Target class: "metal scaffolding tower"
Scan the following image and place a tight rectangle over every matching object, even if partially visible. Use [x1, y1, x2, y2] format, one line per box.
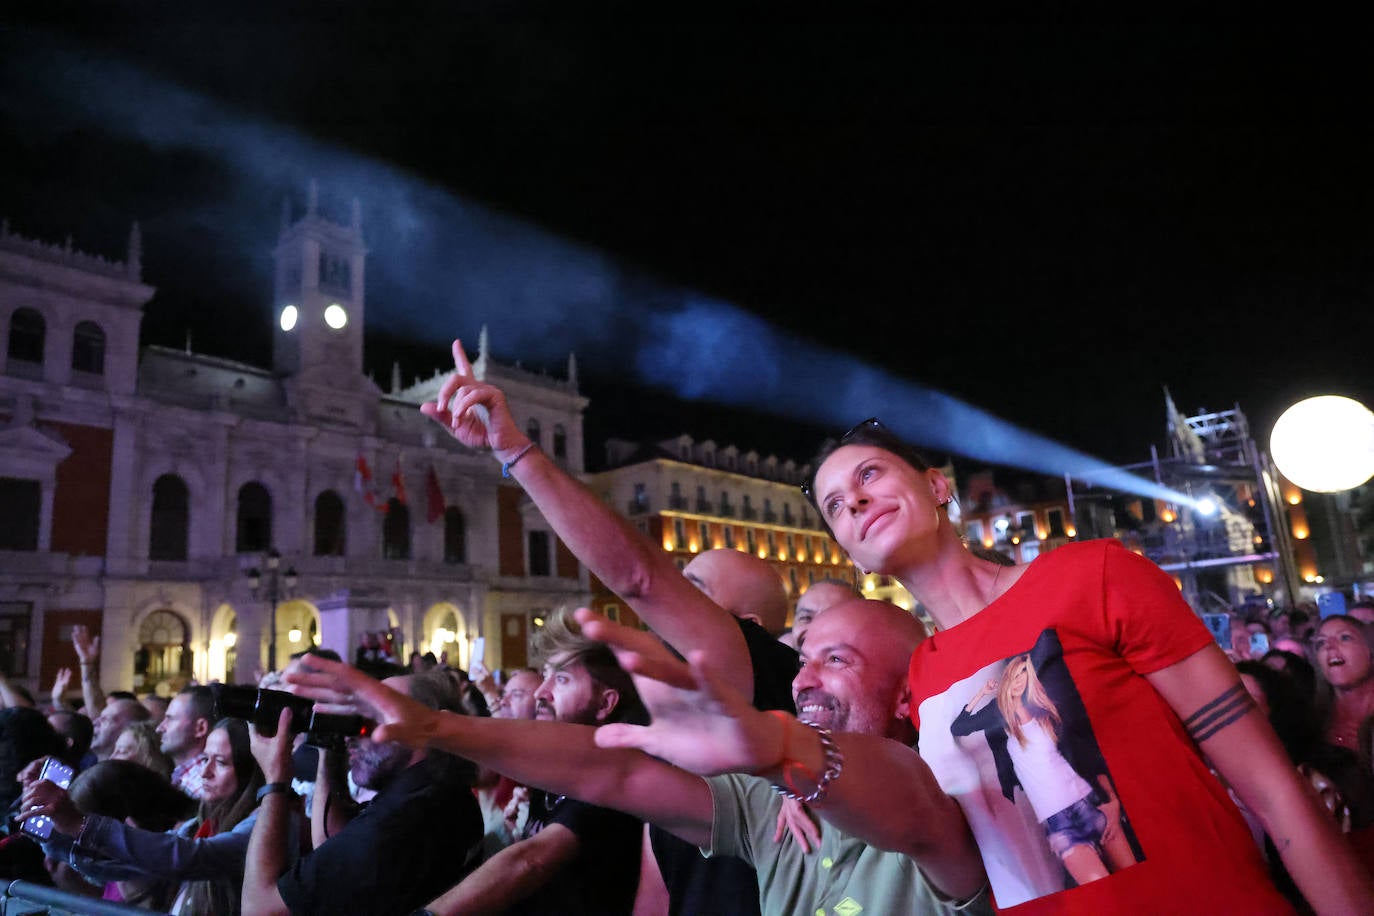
[1065, 390, 1300, 613]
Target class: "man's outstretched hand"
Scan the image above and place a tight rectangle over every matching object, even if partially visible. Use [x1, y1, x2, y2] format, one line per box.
[283, 655, 443, 751]
[575, 609, 785, 778]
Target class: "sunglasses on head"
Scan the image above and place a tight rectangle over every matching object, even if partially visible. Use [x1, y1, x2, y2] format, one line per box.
[799, 417, 888, 501]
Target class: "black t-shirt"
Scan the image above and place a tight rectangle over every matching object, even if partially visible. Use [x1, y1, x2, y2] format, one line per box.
[277, 752, 481, 916]
[650, 617, 798, 915]
[510, 790, 643, 915]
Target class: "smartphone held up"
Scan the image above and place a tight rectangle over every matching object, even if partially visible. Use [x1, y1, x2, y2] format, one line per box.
[20, 757, 75, 840]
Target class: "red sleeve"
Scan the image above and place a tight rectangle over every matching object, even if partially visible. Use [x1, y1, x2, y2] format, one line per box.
[1102, 541, 1213, 675]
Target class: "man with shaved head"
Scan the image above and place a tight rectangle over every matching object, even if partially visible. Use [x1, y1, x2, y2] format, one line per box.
[284, 599, 988, 915]
[89, 696, 149, 761]
[781, 577, 858, 649]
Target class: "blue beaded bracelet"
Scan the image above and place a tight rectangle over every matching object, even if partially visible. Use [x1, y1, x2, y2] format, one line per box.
[501, 443, 537, 478]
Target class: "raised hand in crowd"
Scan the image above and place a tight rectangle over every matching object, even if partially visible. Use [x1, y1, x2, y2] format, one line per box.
[71, 625, 99, 665]
[50, 666, 73, 710]
[71, 624, 105, 715]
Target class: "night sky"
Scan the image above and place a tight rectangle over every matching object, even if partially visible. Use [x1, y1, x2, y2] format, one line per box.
[4, 12, 1373, 473]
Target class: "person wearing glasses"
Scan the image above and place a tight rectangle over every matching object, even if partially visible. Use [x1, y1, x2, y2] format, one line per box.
[591, 417, 1374, 915]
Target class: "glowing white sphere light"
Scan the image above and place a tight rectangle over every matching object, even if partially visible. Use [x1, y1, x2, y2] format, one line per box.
[1270, 395, 1374, 492]
[324, 303, 348, 329]
[279, 304, 298, 331]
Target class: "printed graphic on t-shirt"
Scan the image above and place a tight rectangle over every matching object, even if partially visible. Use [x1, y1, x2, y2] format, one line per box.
[917, 629, 1144, 909]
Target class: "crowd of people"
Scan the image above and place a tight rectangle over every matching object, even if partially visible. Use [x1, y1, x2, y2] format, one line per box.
[1, 337, 1372, 914]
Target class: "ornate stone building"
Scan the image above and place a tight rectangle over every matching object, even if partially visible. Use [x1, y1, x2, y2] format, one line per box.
[0, 189, 588, 699]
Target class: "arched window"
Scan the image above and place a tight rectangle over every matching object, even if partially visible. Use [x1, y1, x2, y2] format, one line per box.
[383, 498, 411, 559]
[7, 308, 45, 364]
[526, 417, 541, 448]
[444, 506, 466, 564]
[71, 321, 105, 374]
[135, 609, 191, 692]
[150, 474, 189, 561]
[553, 424, 567, 460]
[314, 490, 346, 556]
[236, 482, 273, 553]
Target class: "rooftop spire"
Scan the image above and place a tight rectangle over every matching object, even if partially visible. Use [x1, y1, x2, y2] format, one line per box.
[474, 324, 490, 378]
[126, 222, 142, 281]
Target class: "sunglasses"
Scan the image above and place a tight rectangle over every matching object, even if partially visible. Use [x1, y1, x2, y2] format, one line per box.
[799, 417, 887, 502]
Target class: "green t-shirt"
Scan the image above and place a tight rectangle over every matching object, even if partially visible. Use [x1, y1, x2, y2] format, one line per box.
[705, 773, 990, 916]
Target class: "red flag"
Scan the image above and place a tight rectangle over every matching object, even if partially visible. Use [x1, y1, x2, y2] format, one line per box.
[354, 455, 387, 513]
[392, 460, 408, 506]
[426, 465, 445, 524]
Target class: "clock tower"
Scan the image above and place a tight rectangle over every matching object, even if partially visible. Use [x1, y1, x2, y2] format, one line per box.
[272, 182, 376, 426]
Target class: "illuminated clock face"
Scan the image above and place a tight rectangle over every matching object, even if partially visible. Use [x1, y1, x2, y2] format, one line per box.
[324, 304, 348, 329]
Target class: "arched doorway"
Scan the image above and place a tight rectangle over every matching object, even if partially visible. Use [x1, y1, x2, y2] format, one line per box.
[135, 609, 192, 695]
[265, 599, 321, 668]
[209, 604, 237, 684]
[422, 602, 465, 667]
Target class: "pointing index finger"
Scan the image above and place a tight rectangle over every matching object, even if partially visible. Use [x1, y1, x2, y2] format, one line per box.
[452, 339, 473, 377]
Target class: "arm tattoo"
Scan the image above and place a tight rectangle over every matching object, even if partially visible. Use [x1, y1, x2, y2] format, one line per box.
[1182, 683, 1255, 743]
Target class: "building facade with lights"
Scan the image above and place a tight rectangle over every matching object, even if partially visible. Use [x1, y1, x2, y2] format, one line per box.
[582, 436, 868, 628]
[0, 193, 591, 698]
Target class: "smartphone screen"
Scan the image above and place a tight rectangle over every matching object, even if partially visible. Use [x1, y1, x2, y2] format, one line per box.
[1201, 612, 1231, 650]
[21, 758, 75, 841]
[1249, 632, 1270, 656]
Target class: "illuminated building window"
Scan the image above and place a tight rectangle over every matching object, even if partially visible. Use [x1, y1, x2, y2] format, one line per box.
[674, 518, 687, 549]
[746, 528, 757, 554]
[965, 519, 984, 545]
[724, 525, 735, 549]
[698, 521, 710, 548]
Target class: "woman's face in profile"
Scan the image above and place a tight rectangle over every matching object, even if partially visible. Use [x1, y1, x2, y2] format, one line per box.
[199, 728, 239, 805]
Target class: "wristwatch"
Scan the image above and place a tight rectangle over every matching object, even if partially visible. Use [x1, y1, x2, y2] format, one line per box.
[255, 782, 297, 802]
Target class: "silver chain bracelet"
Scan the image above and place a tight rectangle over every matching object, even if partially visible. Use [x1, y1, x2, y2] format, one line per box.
[770, 720, 845, 804]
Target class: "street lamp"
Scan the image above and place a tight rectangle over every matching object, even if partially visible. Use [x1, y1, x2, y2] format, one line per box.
[247, 548, 297, 674]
